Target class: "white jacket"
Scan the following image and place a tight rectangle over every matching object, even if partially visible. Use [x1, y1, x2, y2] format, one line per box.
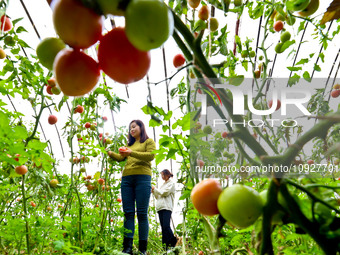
[153, 179, 175, 212]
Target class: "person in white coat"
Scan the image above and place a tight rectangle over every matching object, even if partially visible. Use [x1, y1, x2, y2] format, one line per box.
[152, 169, 178, 250]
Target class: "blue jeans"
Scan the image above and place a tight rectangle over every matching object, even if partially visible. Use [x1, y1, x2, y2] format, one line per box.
[158, 210, 177, 249]
[121, 175, 151, 240]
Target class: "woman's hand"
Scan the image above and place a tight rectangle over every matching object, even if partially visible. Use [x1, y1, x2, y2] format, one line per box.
[119, 147, 132, 157]
[151, 186, 155, 193]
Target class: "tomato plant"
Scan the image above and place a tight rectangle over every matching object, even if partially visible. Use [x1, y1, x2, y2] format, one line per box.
[1, 0, 340, 254]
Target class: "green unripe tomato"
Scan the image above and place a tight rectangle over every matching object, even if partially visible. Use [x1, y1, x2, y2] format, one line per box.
[275, 13, 286, 21]
[286, 16, 296, 25]
[36, 37, 66, 70]
[125, 0, 174, 51]
[280, 31, 291, 42]
[241, 50, 248, 58]
[194, 19, 207, 31]
[4, 36, 15, 46]
[203, 125, 212, 134]
[275, 42, 284, 54]
[298, 0, 319, 17]
[249, 51, 256, 58]
[51, 86, 61, 95]
[217, 184, 263, 228]
[286, 0, 311, 11]
[234, 0, 242, 7]
[259, 55, 264, 60]
[209, 17, 219, 32]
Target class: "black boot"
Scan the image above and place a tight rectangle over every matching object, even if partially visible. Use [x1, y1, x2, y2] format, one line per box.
[122, 237, 133, 255]
[139, 239, 148, 255]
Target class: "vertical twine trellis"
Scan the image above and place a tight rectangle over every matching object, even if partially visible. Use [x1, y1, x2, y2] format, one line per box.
[18, 0, 65, 157]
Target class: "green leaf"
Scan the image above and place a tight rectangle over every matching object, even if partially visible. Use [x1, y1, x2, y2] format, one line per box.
[162, 125, 169, 132]
[298, 21, 306, 33]
[287, 66, 302, 72]
[288, 73, 300, 87]
[12, 18, 24, 26]
[303, 71, 311, 82]
[16, 26, 27, 33]
[319, 52, 325, 62]
[314, 64, 321, 72]
[242, 61, 248, 71]
[166, 148, 178, 160]
[235, 35, 242, 51]
[94, 171, 101, 180]
[149, 118, 161, 127]
[53, 240, 65, 250]
[281, 40, 295, 52]
[155, 153, 166, 165]
[249, 3, 264, 19]
[295, 58, 309, 65]
[179, 189, 191, 200]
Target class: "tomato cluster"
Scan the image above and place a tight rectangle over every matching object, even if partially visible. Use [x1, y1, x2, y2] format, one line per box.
[191, 180, 264, 229]
[37, 0, 174, 97]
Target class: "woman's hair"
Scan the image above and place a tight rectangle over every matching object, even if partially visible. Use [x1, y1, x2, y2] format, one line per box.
[161, 169, 173, 178]
[127, 119, 149, 146]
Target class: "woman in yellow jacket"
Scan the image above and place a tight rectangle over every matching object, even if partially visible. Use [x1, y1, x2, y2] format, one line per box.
[152, 169, 178, 250]
[108, 120, 156, 255]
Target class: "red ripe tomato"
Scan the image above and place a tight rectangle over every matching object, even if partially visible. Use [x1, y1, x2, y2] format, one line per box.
[0, 15, 13, 32]
[119, 146, 127, 152]
[52, 0, 103, 49]
[117, 198, 122, 203]
[47, 78, 57, 88]
[85, 122, 91, 128]
[75, 105, 84, 113]
[14, 154, 20, 162]
[98, 27, 151, 84]
[173, 54, 186, 68]
[30, 201, 36, 207]
[221, 131, 228, 138]
[268, 99, 281, 111]
[331, 89, 340, 98]
[15, 165, 28, 175]
[54, 49, 100, 96]
[48, 115, 58, 125]
[46, 85, 53, 95]
[274, 20, 284, 32]
[191, 179, 222, 216]
[98, 178, 105, 185]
